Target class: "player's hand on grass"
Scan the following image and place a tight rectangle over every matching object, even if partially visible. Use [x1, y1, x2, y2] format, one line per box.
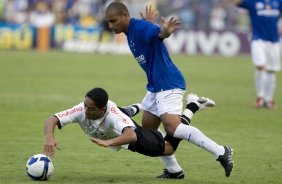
[90, 137, 111, 147]
[44, 136, 61, 158]
[140, 4, 158, 23]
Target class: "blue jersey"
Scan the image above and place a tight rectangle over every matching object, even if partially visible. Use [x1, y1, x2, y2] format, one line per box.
[126, 18, 186, 92]
[239, 0, 282, 42]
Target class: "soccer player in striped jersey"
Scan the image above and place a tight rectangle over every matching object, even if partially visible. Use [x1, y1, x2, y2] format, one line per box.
[227, 0, 282, 109]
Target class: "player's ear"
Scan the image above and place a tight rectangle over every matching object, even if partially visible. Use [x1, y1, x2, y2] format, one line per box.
[101, 106, 107, 112]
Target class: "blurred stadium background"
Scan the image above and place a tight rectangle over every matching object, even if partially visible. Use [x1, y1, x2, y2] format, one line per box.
[0, 0, 259, 55]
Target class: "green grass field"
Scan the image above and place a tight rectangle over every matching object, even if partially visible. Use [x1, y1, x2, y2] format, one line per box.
[0, 50, 281, 184]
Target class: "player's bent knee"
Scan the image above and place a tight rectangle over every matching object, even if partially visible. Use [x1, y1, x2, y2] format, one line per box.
[163, 126, 177, 135]
[164, 134, 182, 152]
[162, 141, 175, 155]
[256, 65, 265, 70]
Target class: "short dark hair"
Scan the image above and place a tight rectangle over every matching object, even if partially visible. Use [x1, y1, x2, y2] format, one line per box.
[106, 1, 129, 15]
[85, 87, 108, 108]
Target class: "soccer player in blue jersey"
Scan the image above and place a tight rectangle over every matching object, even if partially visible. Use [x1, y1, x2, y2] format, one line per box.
[105, 2, 234, 179]
[227, 0, 281, 109]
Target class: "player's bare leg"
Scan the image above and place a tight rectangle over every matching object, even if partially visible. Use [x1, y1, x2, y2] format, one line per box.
[142, 111, 185, 179]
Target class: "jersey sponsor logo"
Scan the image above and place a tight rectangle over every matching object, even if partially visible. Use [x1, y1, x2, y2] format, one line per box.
[57, 107, 83, 118]
[135, 54, 146, 65]
[257, 9, 280, 16]
[255, 2, 280, 16]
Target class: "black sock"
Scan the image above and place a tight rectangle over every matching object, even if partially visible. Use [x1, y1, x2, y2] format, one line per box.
[118, 107, 132, 116]
[118, 105, 139, 117]
[186, 102, 199, 113]
[181, 114, 190, 125]
[181, 102, 199, 125]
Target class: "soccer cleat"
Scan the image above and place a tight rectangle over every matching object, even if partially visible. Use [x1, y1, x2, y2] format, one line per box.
[217, 146, 234, 177]
[187, 93, 215, 111]
[264, 100, 277, 109]
[156, 169, 185, 179]
[121, 103, 142, 117]
[255, 97, 264, 108]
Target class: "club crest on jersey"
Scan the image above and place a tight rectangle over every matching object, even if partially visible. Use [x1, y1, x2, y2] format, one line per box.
[135, 54, 146, 65]
[129, 40, 135, 47]
[82, 122, 98, 135]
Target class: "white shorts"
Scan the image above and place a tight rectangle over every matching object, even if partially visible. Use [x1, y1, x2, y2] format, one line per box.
[251, 40, 281, 71]
[141, 89, 185, 117]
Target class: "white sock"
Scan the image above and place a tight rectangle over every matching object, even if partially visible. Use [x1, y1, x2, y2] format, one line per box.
[255, 69, 266, 98]
[160, 155, 182, 173]
[173, 123, 224, 158]
[264, 72, 276, 102]
[183, 109, 194, 120]
[157, 128, 182, 173]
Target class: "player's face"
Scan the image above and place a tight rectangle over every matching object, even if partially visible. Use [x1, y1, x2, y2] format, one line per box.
[84, 97, 105, 120]
[105, 9, 128, 34]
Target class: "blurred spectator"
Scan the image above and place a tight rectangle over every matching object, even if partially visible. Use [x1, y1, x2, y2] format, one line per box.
[79, 11, 97, 27]
[234, 9, 249, 33]
[0, 0, 254, 32]
[178, 9, 195, 29]
[4, 0, 29, 24]
[29, 1, 55, 28]
[210, 1, 227, 30]
[126, 0, 146, 18]
[65, 7, 79, 25]
[52, 0, 67, 24]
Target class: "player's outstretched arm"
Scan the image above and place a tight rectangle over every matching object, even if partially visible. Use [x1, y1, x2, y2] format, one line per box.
[140, 4, 158, 23]
[90, 127, 137, 147]
[44, 116, 61, 158]
[159, 16, 181, 39]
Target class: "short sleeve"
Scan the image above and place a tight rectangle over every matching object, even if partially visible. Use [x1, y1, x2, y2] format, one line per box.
[106, 105, 136, 134]
[54, 103, 84, 128]
[136, 21, 161, 43]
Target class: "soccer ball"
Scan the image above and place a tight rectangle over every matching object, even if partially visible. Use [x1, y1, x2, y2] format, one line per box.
[26, 154, 54, 181]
